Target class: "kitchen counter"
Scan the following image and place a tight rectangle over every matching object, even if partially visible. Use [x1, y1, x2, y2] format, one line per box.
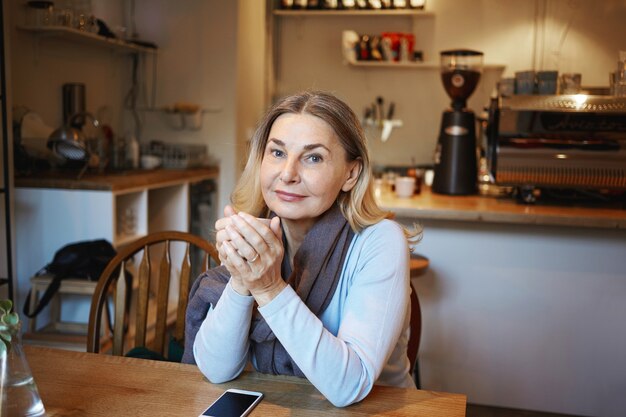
[15, 167, 219, 193]
[376, 187, 626, 229]
[384, 187, 626, 416]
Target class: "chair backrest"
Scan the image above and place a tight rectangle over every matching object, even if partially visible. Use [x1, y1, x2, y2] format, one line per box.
[407, 282, 422, 373]
[87, 231, 219, 356]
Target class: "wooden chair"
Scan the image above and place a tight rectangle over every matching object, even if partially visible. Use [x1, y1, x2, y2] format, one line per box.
[87, 231, 219, 357]
[407, 282, 422, 385]
[407, 254, 429, 388]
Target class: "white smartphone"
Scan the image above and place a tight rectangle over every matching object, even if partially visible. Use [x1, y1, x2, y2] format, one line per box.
[199, 388, 264, 417]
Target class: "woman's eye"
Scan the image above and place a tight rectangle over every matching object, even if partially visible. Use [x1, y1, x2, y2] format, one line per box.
[306, 154, 323, 163]
[270, 149, 285, 158]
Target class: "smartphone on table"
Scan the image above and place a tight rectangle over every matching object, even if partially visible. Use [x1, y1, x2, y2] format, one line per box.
[199, 388, 264, 417]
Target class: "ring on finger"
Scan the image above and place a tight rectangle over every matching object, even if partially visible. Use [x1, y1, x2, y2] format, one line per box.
[247, 253, 259, 263]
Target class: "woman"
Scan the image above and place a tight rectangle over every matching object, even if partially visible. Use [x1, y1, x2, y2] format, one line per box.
[183, 91, 418, 407]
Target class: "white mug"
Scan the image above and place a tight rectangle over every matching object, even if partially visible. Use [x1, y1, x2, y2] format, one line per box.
[395, 176, 415, 198]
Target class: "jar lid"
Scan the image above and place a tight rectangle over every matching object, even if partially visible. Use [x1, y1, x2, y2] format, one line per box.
[440, 49, 483, 57]
[27, 1, 54, 9]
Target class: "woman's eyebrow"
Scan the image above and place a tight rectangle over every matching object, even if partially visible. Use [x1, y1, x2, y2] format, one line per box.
[303, 143, 330, 152]
[268, 138, 330, 152]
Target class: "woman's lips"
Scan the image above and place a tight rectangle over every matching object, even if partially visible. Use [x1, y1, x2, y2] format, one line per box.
[275, 190, 306, 202]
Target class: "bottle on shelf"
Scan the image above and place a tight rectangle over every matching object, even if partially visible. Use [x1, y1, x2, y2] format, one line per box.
[126, 135, 139, 169]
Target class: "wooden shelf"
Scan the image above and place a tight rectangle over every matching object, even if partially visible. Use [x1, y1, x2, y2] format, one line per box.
[348, 60, 438, 69]
[274, 9, 433, 17]
[346, 60, 506, 71]
[17, 25, 157, 54]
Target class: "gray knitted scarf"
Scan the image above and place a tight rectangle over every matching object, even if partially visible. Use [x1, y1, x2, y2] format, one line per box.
[182, 204, 354, 378]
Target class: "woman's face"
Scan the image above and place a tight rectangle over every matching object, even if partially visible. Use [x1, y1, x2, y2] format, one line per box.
[260, 113, 360, 230]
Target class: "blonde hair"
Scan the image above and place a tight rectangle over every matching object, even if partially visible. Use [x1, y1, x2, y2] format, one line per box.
[231, 90, 418, 240]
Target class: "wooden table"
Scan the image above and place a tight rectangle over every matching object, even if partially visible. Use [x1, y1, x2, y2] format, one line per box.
[25, 346, 466, 416]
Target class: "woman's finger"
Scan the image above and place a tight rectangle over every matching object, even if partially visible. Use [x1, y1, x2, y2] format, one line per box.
[224, 205, 237, 217]
[235, 212, 281, 248]
[230, 214, 271, 255]
[225, 224, 259, 262]
[221, 240, 249, 272]
[215, 216, 233, 233]
[270, 216, 282, 239]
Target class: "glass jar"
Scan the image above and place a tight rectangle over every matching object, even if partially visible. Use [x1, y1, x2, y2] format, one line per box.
[25, 1, 55, 27]
[0, 323, 45, 417]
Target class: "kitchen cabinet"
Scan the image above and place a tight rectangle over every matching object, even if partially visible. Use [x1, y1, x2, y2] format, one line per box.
[381, 188, 626, 417]
[14, 167, 219, 334]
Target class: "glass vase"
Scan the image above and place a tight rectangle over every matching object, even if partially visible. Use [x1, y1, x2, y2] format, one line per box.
[0, 322, 45, 417]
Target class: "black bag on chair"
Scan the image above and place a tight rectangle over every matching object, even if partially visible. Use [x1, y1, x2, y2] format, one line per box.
[23, 239, 117, 318]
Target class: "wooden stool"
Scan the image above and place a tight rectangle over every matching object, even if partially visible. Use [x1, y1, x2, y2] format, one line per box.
[410, 254, 429, 278]
[27, 274, 98, 334]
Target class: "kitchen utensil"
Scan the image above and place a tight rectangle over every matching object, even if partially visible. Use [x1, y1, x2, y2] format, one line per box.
[386, 102, 395, 119]
[381, 119, 403, 142]
[47, 112, 100, 178]
[376, 96, 384, 125]
[63, 83, 86, 128]
[48, 125, 88, 161]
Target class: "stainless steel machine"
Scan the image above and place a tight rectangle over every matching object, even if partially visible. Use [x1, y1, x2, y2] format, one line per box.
[486, 94, 626, 202]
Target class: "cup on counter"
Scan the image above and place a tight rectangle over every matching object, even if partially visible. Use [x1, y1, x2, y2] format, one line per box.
[559, 73, 582, 94]
[140, 154, 162, 170]
[498, 78, 515, 97]
[394, 176, 416, 198]
[536, 71, 558, 95]
[515, 70, 536, 95]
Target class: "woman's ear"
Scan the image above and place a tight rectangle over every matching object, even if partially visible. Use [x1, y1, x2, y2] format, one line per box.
[342, 158, 362, 192]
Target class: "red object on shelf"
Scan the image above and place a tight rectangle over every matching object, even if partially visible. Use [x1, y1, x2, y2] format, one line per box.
[381, 32, 415, 61]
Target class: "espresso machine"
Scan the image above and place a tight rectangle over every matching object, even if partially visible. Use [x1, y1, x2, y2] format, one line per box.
[432, 49, 483, 195]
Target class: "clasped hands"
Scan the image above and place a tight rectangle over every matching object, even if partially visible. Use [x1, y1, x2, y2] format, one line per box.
[215, 205, 287, 306]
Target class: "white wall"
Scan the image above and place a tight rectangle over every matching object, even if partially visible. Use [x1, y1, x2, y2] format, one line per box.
[10, 0, 127, 136]
[132, 0, 239, 212]
[235, 0, 269, 178]
[273, 0, 626, 167]
[404, 219, 626, 417]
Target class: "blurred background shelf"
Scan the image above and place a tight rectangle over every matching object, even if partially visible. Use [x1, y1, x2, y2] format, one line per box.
[17, 25, 157, 54]
[346, 60, 506, 70]
[274, 10, 433, 17]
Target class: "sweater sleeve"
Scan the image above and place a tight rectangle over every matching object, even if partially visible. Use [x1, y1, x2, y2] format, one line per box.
[257, 221, 410, 407]
[193, 280, 256, 383]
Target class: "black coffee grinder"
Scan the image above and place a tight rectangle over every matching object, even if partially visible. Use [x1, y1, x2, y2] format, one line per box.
[432, 49, 483, 195]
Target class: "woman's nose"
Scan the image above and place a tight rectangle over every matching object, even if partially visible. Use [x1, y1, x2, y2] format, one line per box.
[279, 158, 299, 183]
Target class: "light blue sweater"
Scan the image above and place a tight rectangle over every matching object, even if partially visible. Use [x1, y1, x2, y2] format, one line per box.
[193, 219, 415, 407]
